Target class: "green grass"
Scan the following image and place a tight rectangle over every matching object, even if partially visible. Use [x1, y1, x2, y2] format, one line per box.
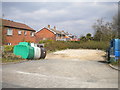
[110, 59, 120, 66]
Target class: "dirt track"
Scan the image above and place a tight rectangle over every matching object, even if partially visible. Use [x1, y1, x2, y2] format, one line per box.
[46, 49, 106, 60]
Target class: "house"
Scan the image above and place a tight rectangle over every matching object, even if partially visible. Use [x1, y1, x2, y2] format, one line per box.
[35, 25, 69, 43]
[68, 34, 79, 41]
[2, 19, 36, 45]
[2, 19, 79, 45]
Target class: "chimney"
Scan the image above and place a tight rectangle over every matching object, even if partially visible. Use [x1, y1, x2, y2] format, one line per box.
[48, 25, 50, 29]
[54, 26, 56, 30]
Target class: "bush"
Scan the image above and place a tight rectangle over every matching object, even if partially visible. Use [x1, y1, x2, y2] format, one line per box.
[2, 52, 26, 63]
[39, 39, 53, 44]
[39, 40, 109, 52]
[4, 45, 14, 52]
[44, 41, 68, 51]
[78, 41, 109, 50]
[2, 45, 26, 63]
[2, 52, 24, 60]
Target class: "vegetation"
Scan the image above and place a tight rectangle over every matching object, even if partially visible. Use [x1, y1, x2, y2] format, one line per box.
[2, 14, 119, 63]
[4, 45, 14, 52]
[2, 52, 26, 63]
[39, 40, 109, 52]
[80, 33, 93, 41]
[2, 46, 26, 63]
[110, 60, 119, 66]
[2, 59, 24, 63]
[92, 15, 120, 41]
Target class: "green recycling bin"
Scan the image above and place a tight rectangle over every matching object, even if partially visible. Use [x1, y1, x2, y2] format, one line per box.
[19, 42, 31, 46]
[13, 43, 34, 59]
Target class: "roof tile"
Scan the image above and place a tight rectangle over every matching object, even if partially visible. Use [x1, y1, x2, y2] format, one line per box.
[2, 19, 35, 31]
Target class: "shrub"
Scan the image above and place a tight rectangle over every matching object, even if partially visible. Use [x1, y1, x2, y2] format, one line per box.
[39, 39, 53, 44]
[2, 52, 24, 60]
[2, 46, 26, 62]
[44, 41, 68, 51]
[4, 45, 14, 53]
[40, 40, 109, 52]
[78, 41, 109, 50]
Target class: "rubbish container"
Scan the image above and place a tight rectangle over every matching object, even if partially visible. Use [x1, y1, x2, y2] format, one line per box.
[37, 44, 46, 59]
[31, 44, 41, 59]
[13, 42, 46, 59]
[40, 47, 46, 59]
[108, 39, 120, 62]
[30, 43, 35, 47]
[19, 42, 31, 46]
[34, 47, 41, 59]
[13, 44, 34, 59]
[37, 44, 44, 48]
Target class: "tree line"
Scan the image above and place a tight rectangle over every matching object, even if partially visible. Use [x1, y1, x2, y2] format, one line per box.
[80, 14, 120, 41]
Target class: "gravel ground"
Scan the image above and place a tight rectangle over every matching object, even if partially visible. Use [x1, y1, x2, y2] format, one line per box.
[46, 49, 106, 60]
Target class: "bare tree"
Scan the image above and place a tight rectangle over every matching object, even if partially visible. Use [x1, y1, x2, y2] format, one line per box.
[92, 16, 119, 41]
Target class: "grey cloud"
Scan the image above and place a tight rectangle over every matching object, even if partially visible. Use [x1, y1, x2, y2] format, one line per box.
[2, 2, 117, 36]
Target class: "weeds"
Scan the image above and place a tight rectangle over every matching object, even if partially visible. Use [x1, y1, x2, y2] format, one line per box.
[4, 45, 14, 52]
[39, 40, 109, 52]
[2, 52, 26, 63]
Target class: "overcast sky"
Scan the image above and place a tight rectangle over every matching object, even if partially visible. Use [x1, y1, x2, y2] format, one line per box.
[2, 2, 118, 37]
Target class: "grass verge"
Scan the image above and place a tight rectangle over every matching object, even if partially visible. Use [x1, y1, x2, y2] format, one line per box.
[2, 58, 26, 63]
[2, 52, 26, 63]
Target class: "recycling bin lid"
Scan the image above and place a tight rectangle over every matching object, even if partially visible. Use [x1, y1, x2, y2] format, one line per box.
[19, 42, 30, 46]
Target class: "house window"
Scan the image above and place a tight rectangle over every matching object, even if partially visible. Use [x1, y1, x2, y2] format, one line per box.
[24, 31, 27, 35]
[7, 28, 13, 35]
[18, 30, 22, 35]
[30, 32, 34, 36]
[7, 43, 11, 45]
[56, 34, 59, 37]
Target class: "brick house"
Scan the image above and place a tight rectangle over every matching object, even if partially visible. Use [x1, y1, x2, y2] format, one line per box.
[68, 34, 79, 41]
[2, 19, 36, 45]
[36, 25, 69, 43]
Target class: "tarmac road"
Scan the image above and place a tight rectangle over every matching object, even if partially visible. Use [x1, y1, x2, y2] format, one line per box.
[2, 58, 118, 88]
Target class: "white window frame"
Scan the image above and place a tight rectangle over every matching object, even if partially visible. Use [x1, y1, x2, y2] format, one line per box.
[7, 28, 13, 35]
[31, 32, 34, 37]
[18, 30, 22, 35]
[7, 43, 11, 45]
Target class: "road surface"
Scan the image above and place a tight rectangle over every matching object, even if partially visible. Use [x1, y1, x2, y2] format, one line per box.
[2, 49, 118, 88]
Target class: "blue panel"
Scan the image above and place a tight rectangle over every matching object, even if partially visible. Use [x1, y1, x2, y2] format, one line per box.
[114, 51, 120, 57]
[114, 39, 120, 51]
